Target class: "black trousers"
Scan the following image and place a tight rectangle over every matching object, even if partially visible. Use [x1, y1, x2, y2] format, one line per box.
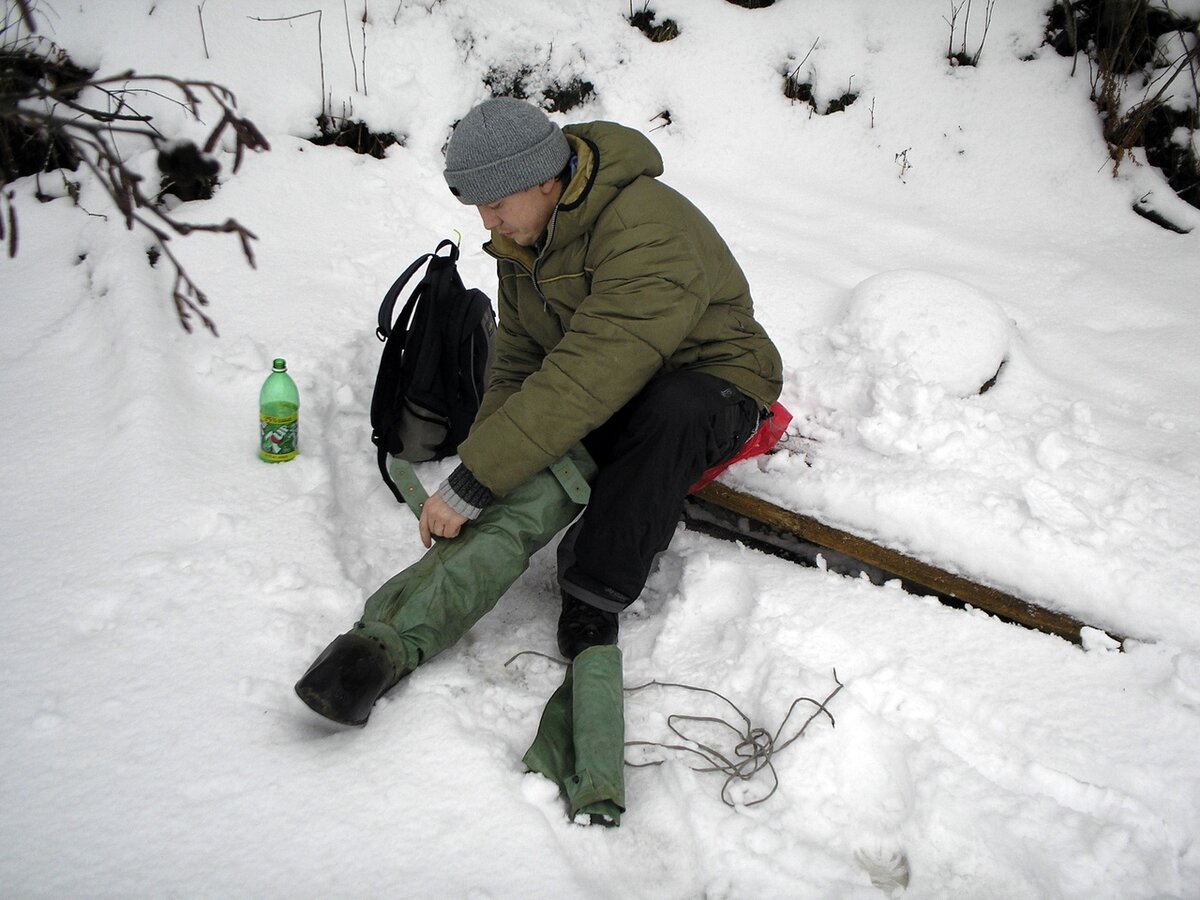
[557, 370, 761, 612]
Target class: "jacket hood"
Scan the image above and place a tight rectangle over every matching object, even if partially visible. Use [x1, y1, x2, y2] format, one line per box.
[552, 121, 664, 247]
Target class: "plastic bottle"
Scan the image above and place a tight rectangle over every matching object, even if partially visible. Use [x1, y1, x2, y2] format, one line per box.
[259, 358, 299, 462]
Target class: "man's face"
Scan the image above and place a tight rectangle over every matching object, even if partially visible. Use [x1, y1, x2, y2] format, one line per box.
[476, 177, 561, 247]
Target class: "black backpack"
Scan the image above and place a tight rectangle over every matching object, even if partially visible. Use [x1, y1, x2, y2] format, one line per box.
[370, 239, 496, 504]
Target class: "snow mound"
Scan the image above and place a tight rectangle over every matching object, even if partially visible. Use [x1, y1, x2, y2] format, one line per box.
[837, 270, 1013, 397]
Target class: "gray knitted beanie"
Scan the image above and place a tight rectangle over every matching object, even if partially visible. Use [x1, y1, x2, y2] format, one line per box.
[443, 98, 571, 205]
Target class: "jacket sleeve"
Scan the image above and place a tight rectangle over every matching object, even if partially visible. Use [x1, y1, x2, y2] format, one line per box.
[459, 213, 711, 496]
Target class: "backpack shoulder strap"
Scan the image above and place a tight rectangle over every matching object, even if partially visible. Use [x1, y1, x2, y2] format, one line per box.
[377, 250, 434, 339]
[375, 240, 457, 338]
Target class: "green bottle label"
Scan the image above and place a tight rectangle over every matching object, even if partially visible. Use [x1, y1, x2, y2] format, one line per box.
[260, 402, 298, 462]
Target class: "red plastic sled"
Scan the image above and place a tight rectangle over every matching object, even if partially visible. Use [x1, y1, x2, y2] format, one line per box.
[689, 401, 793, 494]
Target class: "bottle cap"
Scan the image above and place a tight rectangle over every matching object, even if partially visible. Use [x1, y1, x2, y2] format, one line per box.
[273, 358, 287, 371]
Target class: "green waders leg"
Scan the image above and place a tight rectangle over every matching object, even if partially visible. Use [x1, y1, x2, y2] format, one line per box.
[523, 644, 626, 825]
[353, 445, 596, 678]
[351, 447, 624, 823]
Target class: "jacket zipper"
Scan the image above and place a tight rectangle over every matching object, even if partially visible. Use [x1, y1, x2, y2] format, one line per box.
[486, 212, 560, 311]
[532, 209, 561, 304]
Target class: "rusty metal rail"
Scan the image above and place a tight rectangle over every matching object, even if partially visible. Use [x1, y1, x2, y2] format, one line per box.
[683, 482, 1125, 648]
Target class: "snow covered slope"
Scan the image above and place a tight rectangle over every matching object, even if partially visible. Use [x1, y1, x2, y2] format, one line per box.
[2, 1, 1198, 897]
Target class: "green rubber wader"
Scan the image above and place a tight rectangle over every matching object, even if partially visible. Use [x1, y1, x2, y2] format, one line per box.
[355, 445, 596, 678]
[523, 644, 626, 826]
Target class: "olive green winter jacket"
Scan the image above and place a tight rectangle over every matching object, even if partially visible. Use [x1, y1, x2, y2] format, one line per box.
[457, 120, 783, 496]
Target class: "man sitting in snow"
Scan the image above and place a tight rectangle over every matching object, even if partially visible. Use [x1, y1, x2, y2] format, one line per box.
[296, 97, 782, 731]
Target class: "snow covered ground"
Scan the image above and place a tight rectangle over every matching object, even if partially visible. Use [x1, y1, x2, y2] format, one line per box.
[2, 1, 1199, 897]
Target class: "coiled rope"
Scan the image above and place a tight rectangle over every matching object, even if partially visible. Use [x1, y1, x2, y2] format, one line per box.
[623, 672, 843, 807]
[505, 651, 843, 808]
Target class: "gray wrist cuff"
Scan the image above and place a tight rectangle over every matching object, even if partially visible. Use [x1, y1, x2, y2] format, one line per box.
[437, 463, 494, 520]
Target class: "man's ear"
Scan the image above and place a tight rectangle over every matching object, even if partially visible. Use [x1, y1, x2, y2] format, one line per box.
[539, 176, 560, 195]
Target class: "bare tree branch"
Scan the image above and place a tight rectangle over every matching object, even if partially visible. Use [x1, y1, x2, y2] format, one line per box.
[2, 48, 271, 334]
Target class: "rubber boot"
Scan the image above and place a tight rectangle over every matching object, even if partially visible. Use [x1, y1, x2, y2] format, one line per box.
[294, 631, 396, 727]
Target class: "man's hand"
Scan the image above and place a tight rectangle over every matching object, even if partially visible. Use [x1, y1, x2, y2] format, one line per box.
[419, 494, 470, 548]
